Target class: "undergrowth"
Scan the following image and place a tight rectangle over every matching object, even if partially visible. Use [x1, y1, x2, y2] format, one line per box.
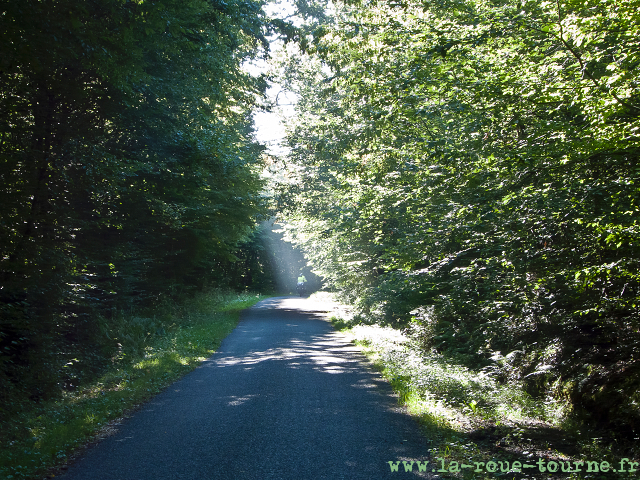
[0, 290, 265, 480]
[331, 318, 640, 480]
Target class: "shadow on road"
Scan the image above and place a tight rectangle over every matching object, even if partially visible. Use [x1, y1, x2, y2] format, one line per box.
[59, 296, 432, 480]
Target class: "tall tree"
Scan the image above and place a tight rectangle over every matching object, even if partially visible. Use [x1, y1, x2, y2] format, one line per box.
[1, 0, 275, 404]
[277, 0, 640, 429]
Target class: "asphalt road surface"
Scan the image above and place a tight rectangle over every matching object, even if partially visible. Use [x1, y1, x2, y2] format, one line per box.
[59, 297, 432, 479]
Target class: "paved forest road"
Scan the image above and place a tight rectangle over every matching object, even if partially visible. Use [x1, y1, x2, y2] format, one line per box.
[60, 297, 431, 479]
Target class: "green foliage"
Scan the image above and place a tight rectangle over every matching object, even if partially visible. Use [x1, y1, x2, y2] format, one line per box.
[0, 0, 282, 412]
[343, 321, 634, 480]
[278, 0, 640, 432]
[0, 290, 265, 480]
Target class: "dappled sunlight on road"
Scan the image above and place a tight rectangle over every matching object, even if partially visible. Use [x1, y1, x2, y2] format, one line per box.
[200, 295, 394, 402]
[226, 394, 259, 406]
[248, 295, 336, 316]
[58, 294, 431, 480]
[210, 328, 372, 377]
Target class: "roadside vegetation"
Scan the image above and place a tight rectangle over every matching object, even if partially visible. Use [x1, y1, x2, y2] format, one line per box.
[1, 0, 289, 436]
[278, 0, 640, 453]
[0, 290, 265, 480]
[332, 314, 638, 479]
[1, 3, 291, 478]
[3, 0, 639, 477]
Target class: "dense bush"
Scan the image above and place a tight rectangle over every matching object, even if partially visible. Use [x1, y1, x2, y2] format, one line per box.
[0, 0, 282, 414]
[277, 0, 640, 432]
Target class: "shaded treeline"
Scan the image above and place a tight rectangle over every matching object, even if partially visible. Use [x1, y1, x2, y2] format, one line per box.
[278, 0, 640, 435]
[0, 0, 285, 415]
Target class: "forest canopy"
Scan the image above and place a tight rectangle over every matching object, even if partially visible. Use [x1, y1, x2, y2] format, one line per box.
[277, 0, 640, 431]
[2, 0, 640, 441]
[0, 0, 282, 407]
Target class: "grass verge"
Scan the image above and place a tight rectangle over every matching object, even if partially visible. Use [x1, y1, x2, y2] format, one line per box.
[0, 290, 266, 480]
[331, 319, 639, 480]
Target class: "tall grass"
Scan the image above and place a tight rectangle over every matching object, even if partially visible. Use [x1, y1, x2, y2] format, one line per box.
[333, 319, 639, 480]
[0, 290, 265, 480]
